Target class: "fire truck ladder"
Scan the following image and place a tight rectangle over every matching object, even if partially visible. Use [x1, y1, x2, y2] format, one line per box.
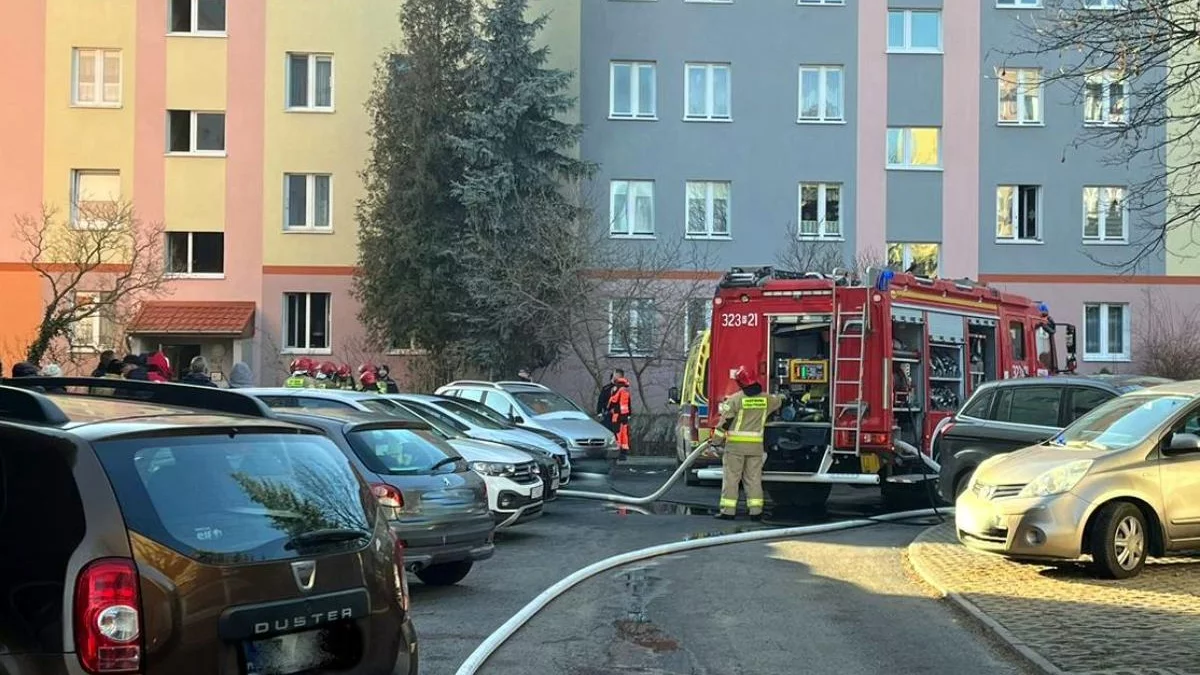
[832, 301, 867, 457]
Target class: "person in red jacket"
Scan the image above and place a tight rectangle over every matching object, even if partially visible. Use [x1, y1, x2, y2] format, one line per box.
[608, 372, 632, 462]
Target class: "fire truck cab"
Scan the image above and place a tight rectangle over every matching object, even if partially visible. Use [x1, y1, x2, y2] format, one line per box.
[686, 266, 1077, 509]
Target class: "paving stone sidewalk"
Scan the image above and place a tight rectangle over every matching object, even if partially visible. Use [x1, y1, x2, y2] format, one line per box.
[908, 522, 1200, 675]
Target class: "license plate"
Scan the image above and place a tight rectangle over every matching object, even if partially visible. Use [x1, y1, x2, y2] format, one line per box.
[551, 478, 560, 490]
[531, 485, 544, 500]
[243, 631, 328, 675]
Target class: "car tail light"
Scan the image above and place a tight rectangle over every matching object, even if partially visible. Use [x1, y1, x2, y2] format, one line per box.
[74, 558, 142, 674]
[393, 538, 410, 613]
[371, 483, 404, 509]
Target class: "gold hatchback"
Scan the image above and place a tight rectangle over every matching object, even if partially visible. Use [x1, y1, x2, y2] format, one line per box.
[957, 380, 1200, 579]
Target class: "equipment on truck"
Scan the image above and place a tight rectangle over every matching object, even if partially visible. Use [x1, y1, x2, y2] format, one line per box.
[683, 265, 1078, 509]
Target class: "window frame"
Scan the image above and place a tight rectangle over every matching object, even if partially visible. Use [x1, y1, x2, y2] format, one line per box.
[285, 53, 335, 112]
[70, 291, 114, 353]
[797, 65, 845, 123]
[1083, 0, 1127, 9]
[282, 292, 333, 355]
[1066, 386, 1116, 424]
[70, 169, 121, 230]
[797, 182, 843, 240]
[1082, 185, 1129, 244]
[683, 62, 732, 122]
[609, 179, 656, 238]
[990, 385, 1065, 429]
[996, 0, 1042, 7]
[608, 298, 656, 357]
[72, 48, 122, 107]
[1083, 70, 1129, 127]
[283, 173, 334, 231]
[886, 242, 941, 278]
[166, 110, 227, 156]
[685, 180, 732, 239]
[797, 0, 845, 4]
[997, 68, 1043, 125]
[995, 184, 1043, 243]
[167, 0, 227, 36]
[609, 61, 657, 120]
[886, 9, 943, 54]
[1082, 302, 1131, 361]
[886, 127, 942, 170]
[684, 297, 713, 351]
[164, 231, 225, 279]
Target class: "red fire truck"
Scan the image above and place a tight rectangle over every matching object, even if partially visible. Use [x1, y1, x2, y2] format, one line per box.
[676, 266, 1078, 509]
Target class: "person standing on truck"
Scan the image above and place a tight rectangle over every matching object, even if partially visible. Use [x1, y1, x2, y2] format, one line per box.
[608, 372, 632, 462]
[710, 366, 786, 522]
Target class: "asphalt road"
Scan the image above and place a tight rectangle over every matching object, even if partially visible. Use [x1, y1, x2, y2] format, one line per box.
[409, 468, 1033, 675]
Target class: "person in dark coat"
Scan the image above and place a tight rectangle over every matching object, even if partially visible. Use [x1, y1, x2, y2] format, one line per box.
[596, 370, 619, 432]
[377, 364, 400, 394]
[121, 354, 150, 381]
[180, 356, 218, 387]
[11, 362, 39, 378]
[92, 350, 116, 377]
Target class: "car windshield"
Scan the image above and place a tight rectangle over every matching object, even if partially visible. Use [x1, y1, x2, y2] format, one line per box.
[1047, 393, 1192, 452]
[512, 390, 582, 416]
[433, 399, 509, 430]
[401, 400, 472, 434]
[390, 401, 465, 439]
[346, 427, 458, 476]
[95, 432, 374, 564]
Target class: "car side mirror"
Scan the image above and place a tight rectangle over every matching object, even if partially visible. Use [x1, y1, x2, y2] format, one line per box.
[1165, 432, 1200, 455]
[667, 386, 681, 405]
[511, 413, 525, 425]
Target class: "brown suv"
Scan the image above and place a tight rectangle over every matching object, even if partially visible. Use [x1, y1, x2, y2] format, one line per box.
[0, 378, 417, 674]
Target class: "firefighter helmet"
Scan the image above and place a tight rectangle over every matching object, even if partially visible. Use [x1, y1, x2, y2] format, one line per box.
[358, 363, 376, 375]
[337, 363, 352, 378]
[733, 365, 759, 389]
[360, 371, 378, 388]
[293, 357, 314, 375]
[319, 361, 337, 377]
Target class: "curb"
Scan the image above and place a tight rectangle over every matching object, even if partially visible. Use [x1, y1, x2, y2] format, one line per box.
[907, 527, 1065, 675]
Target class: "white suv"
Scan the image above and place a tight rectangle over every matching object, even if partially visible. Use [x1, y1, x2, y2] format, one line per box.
[435, 381, 618, 460]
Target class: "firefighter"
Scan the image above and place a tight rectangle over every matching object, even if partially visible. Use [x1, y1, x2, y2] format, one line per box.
[710, 366, 787, 522]
[285, 358, 315, 388]
[335, 363, 354, 390]
[608, 373, 632, 462]
[359, 369, 378, 393]
[314, 361, 337, 389]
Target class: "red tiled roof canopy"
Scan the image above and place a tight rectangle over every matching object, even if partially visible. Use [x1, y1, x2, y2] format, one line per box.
[128, 301, 256, 337]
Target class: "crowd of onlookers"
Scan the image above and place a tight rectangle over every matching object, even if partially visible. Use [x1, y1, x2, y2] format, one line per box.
[1, 349, 256, 390]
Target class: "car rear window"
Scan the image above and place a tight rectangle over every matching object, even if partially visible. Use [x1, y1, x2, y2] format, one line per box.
[94, 432, 374, 564]
[512, 391, 581, 415]
[346, 428, 458, 475]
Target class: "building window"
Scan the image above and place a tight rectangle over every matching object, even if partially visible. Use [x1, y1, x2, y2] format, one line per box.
[165, 232, 225, 276]
[686, 181, 731, 238]
[886, 127, 940, 169]
[70, 170, 121, 229]
[609, 298, 655, 356]
[684, 63, 732, 121]
[685, 298, 712, 350]
[1083, 303, 1130, 360]
[1083, 186, 1128, 243]
[797, 0, 845, 4]
[169, 0, 226, 34]
[996, 0, 1041, 6]
[887, 242, 940, 277]
[996, 185, 1041, 242]
[998, 68, 1042, 125]
[284, 292, 331, 352]
[798, 182, 842, 239]
[1084, 0, 1126, 9]
[72, 49, 121, 106]
[287, 53, 334, 110]
[1084, 70, 1127, 126]
[610, 180, 655, 237]
[284, 174, 333, 230]
[610, 62, 657, 119]
[167, 110, 226, 154]
[71, 291, 115, 351]
[887, 10, 942, 53]
[798, 66, 844, 122]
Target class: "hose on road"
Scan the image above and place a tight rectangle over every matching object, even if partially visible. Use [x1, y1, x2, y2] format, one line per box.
[454, 505, 952, 675]
[557, 440, 714, 505]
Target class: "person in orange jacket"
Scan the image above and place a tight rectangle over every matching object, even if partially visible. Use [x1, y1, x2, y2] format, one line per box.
[608, 370, 632, 462]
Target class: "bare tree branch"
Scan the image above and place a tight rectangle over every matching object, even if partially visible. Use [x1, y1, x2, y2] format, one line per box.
[776, 223, 888, 279]
[1133, 287, 1200, 379]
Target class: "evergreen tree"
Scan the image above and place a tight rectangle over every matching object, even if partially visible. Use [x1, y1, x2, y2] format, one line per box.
[354, 0, 474, 373]
[452, 0, 597, 375]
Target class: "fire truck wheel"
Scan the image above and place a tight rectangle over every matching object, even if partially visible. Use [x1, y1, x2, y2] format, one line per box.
[765, 484, 831, 510]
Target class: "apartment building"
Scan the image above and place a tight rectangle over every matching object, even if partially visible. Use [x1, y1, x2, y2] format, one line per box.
[0, 0, 398, 382]
[578, 0, 1199, 372]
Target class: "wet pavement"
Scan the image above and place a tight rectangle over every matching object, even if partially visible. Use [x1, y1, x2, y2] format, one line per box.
[411, 470, 1027, 675]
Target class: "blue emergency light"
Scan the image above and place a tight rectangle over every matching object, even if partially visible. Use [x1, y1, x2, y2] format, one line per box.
[1038, 302, 1049, 314]
[875, 269, 895, 291]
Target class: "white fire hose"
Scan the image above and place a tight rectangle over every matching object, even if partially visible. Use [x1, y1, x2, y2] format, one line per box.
[456, 440, 952, 675]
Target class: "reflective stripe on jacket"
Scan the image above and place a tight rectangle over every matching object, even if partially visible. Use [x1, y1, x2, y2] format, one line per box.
[717, 391, 785, 448]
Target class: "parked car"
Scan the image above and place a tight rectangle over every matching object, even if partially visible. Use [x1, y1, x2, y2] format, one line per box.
[0, 378, 416, 675]
[447, 395, 578, 453]
[387, 393, 571, 485]
[435, 380, 617, 460]
[935, 375, 1172, 502]
[957, 379, 1200, 579]
[240, 388, 547, 526]
[270, 407, 494, 586]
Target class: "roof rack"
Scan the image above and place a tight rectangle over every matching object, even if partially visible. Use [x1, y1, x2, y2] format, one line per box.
[443, 380, 502, 390]
[495, 380, 550, 390]
[0, 377, 273, 421]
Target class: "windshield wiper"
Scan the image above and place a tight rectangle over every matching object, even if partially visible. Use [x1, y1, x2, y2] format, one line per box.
[430, 456, 462, 472]
[284, 528, 370, 551]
